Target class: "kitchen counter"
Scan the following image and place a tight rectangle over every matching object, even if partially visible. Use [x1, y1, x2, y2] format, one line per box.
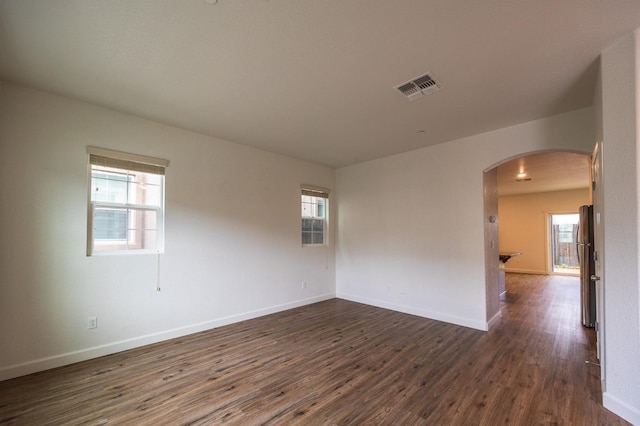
[498, 252, 522, 295]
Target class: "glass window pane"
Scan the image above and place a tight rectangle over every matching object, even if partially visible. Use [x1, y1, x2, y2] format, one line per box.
[301, 193, 328, 245]
[301, 198, 314, 217]
[302, 218, 313, 233]
[129, 209, 157, 231]
[94, 207, 127, 240]
[127, 173, 162, 206]
[91, 167, 162, 207]
[302, 232, 313, 245]
[93, 207, 159, 251]
[92, 172, 128, 203]
[127, 229, 157, 250]
[312, 219, 324, 232]
[127, 209, 157, 250]
[311, 232, 324, 245]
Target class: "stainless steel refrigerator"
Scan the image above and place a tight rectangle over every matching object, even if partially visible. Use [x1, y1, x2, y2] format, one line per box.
[577, 205, 596, 328]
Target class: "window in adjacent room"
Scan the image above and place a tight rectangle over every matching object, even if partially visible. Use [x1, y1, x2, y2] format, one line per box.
[301, 185, 329, 246]
[87, 146, 168, 255]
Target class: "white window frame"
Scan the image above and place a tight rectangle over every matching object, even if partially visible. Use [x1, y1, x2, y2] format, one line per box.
[87, 146, 169, 256]
[301, 185, 329, 247]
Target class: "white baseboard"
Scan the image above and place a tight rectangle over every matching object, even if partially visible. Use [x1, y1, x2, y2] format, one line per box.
[0, 293, 335, 382]
[487, 310, 502, 330]
[603, 392, 640, 425]
[504, 268, 548, 275]
[336, 292, 487, 331]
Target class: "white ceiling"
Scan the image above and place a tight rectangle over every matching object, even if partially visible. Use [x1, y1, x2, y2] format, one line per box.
[497, 152, 591, 196]
[1, 1, 640, 168]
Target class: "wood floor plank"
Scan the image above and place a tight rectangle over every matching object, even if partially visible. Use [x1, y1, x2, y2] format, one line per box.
[0, 273, 630, 425]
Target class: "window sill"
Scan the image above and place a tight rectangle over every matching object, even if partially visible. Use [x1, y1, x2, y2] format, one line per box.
[87, 249, 163, 257]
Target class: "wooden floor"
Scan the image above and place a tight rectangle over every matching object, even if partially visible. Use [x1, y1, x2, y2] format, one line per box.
[0, 274, 629, 425]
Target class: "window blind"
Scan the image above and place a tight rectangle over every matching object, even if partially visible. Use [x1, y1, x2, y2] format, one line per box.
[301, 185, 329, 199]
[87, 146, 169, 175]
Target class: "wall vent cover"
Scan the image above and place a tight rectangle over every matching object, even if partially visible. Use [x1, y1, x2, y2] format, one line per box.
[395, 72, 441, 101]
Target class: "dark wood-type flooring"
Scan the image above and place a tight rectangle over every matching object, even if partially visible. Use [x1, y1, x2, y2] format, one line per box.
[0, 274, 629, 425]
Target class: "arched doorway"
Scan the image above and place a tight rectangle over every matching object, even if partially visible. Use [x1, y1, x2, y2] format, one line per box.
[483, 150, 592, 326]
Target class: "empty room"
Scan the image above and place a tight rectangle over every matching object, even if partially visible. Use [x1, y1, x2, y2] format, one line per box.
[1, 1, 639, 424]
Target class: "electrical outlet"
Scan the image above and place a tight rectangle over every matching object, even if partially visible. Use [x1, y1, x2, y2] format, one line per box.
[88, 316, 97, 329]
[302, 281, 308, 289]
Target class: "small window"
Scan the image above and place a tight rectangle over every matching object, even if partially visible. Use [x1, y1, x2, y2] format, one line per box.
[301, 185, 329, 246]
[87, 147, 168, 255]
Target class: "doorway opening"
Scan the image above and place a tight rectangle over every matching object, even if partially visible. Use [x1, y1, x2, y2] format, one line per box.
[483, 150, 591, 329]
[550, 213, 580, 275]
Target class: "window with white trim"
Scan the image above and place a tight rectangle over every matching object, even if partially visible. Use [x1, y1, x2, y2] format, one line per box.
[87, 147, 168, 255]
[301, 185, 329, 246]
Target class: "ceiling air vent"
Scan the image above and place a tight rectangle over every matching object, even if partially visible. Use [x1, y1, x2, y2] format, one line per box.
[395, 72, 441, 101]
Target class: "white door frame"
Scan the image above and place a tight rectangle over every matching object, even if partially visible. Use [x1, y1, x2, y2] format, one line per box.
[592, 141, 605, 390]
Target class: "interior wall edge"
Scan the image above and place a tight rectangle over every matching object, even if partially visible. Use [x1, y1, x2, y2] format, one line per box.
[336, 293, 488, 331]
[487, 310, 502, 330]
[603, 392, 640, 425]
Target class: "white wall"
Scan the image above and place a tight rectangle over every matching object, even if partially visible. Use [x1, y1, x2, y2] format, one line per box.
[498, 188, 591, 275]
[597, 30, 640, 424]
[0, 82, 335, 380]
[335, 108, 594, 331]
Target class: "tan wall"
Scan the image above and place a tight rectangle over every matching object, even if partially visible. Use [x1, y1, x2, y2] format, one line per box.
[498, 188, 591, 274]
